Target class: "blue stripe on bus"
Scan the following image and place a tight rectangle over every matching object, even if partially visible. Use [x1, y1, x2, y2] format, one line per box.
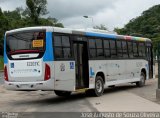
[43, 32, 54, 61]
[85, 32, 116, 39]
[4, 36, 8, 64]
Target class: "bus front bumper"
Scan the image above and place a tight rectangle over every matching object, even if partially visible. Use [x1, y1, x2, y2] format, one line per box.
[4, 79, 54, 91]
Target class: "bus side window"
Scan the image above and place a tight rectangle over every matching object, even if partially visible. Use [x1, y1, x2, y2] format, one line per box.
[128, 41, 133, 58]
[122, 41, 128, 58]
[116, 40, 123, 58]
[103, 40, 110, 58]
[53, 35, 72, 59]
[62, 36, 70, 47]
[138, 42, 145, 58]
[62, 36, 71, 59]
[54, 36, 63, 58]
[110, 40, 117, 58]
[133, 42, 138, 57]
[89, 39, 96, 59]
[96, 39, 104, 58]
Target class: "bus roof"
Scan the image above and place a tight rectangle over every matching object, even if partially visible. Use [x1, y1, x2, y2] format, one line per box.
[6, 26, 151, 42]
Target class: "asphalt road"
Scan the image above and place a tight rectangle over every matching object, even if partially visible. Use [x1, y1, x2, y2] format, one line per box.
[0, 71, 160, 114]
[112, 79, 160, 104]
[0, 86, 96, 112]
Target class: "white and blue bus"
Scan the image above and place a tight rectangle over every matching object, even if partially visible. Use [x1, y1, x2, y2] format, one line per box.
[4, 27, 153, 97]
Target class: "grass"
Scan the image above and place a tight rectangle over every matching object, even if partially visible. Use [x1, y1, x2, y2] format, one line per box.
[0, 56, 3, 70]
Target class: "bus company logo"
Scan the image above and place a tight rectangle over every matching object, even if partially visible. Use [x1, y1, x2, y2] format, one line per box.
[70, 62, 74, 69]
[32, 69, 41, 73]
[19, 55, 29, 58]
[33, 69, 37, 72]
[60, 63, 65, 71]
[90, 67, 95, 77]
[10, 63, 14, 68]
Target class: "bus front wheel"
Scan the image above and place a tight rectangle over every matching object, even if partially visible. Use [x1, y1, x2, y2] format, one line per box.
[136, 72, 146, 87]
[54, 90, 71, 97]
[86, 76, 104, 97]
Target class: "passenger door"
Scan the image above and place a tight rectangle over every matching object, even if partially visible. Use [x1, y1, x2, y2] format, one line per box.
[73, 41, 89, 89]
[146, 43, 153, 78]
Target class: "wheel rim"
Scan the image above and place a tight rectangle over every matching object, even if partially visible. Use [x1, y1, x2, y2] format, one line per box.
[96, 80, 103, 93]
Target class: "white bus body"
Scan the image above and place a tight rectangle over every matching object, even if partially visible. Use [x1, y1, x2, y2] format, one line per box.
[4, 27, 153, 96]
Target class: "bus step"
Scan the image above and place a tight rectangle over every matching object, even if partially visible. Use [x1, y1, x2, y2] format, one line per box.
[75, 88, 89, 93]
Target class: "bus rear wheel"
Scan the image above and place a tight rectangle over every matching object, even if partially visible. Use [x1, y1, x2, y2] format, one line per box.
[86, 76, 104, 97]
[54, 90, 71, 97]
[136, 72, 146, 87]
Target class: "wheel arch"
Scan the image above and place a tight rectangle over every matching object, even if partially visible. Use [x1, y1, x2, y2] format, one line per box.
[96, 71, 105, 84]
[141, 68, 146, 80]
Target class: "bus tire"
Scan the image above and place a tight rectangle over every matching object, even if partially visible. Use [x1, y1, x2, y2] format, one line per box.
[136, 72, 146, 87]
[54, 90, 71, 97]
[86, 76, 104, 97]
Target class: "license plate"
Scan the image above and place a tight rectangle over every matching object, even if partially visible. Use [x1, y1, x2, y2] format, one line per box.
[20, 84, 29, 88]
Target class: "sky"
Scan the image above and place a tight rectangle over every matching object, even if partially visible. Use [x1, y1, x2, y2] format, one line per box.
[0, 0, 160, 31]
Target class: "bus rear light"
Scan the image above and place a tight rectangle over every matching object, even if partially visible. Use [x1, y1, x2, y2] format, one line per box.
[44, 64, 51, 81]
[4, 66, 9, 81]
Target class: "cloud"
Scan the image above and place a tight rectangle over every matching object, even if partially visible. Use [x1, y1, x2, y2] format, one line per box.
[47, 0, 118, 19]
[0, 0, 160, 30]
[0, 0, 25, 11]
[0, 0, 9, 3]
[62, 0, 160, 30]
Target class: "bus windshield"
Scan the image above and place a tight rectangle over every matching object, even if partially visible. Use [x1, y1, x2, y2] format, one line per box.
[6, 31, 46, 55]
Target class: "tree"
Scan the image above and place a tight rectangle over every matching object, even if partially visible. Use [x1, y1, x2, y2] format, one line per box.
[0, 1, 64, 50]
[114, 4, 160, 51]
[93, 24, 108, 30]
[23, 0, 48, 24]
[0, 8, 8, 54]
[47, 17, 64, 27]
[0, 8, 9, 45]
[22, 0, 63, 27]
[3, 8, 25, 29]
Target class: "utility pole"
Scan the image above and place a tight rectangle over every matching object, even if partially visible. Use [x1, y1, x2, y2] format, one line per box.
[157, 42, 160, 99]
[83, 16, 94, 28]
